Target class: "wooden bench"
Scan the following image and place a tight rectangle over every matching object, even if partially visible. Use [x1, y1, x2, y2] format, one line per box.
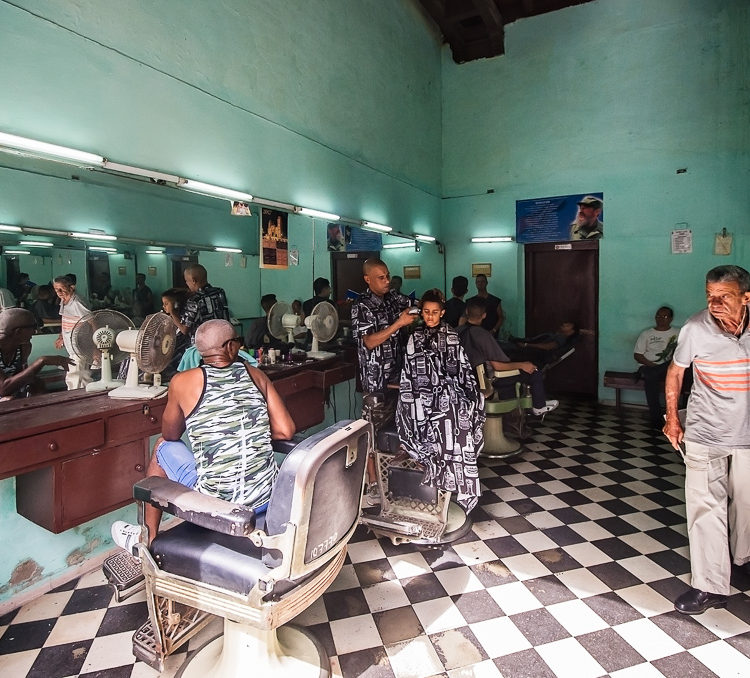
[603, 370, 643, 412]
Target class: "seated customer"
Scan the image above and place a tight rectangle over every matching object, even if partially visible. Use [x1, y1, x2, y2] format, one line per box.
[302, 277, 331, 317]
[634, 305, 679, 429]
[245, 294, 286, 350]
[0, 308, 73, 400]
[396, 289, 485, 513]
[112, 320, 296, 550]
[459, 298, 558, 417]
[504, 320, 580, 368]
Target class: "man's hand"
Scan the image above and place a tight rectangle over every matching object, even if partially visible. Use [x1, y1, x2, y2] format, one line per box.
[54, 335, 64, 350]
[519, 361, 537, 374]
[397, 307, 419, 328]
[40, 355, 74, 371]
[663, 414, 684, 451]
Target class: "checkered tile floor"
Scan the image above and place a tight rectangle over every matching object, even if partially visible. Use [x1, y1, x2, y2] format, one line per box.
[2, 400, 750, 677]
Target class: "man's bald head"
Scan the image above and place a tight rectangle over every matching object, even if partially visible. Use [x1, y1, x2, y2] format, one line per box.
[363, 258, 388, 276]
[0, 308, 36, 338]
[195, 319, 235, 356]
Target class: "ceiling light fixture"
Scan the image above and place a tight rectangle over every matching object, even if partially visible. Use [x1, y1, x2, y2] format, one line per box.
[19, 240, 54, 247]
[471, 236, 514, 243]
[181, 179, 253, 203]
[0, 131, 104, 166]
[215, 247, 242, 253]
[88, 246, 117, 253]
[382, 242, 414, 249]
[102, 160, 181, 185]
[70, 231, 117, 241]
[0, 224, 22, 233]
[145, 249, 164, 255]
[298, 207, 340, 221]
[415, 234, 436, 242]
[3, 249, 31, 255]
[361, 221, 392, 233]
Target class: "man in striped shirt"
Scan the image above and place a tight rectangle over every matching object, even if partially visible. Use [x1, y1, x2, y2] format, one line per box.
[664, 265, 750, 615]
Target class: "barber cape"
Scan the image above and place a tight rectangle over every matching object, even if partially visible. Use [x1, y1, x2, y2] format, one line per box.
[396, 323, 485, 513]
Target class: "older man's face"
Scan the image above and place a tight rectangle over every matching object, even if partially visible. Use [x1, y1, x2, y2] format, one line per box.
[576, 205, 601, 227]
[706, 281, 750, 324]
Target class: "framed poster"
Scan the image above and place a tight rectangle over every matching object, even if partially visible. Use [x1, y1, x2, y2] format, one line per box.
[260, 209, 289, 269]
[516, 192, 603, 244]
[403, 265, 421, 279]
[472, 263, 492, 277]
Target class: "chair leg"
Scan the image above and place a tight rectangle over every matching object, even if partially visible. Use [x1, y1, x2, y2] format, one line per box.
[177, 619, 329, 678]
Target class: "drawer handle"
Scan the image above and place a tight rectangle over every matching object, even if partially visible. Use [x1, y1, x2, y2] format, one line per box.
[48, 441, 58, 452]
[149, 416, 157, 424]
[135, 463, 145, 473]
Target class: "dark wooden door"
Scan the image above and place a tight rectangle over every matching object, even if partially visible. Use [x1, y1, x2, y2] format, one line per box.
[330, 251, 379, 324]
[524, 241, 598, 396]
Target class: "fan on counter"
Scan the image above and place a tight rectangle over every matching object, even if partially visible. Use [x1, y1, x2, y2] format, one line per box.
[266, 300, 292, 344]
[70, 310, 135, 392]
[304, 301, 338, 360]
[109, 312, 175, 399]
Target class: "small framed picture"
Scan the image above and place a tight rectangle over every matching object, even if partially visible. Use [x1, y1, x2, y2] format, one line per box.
[472, 263, 492, 277]
[148, 266, 157, 276]
[117, 266, 127, 276]
[403, 265, 421, 279]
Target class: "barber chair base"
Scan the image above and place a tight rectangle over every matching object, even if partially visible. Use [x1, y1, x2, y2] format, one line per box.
[176, 620, 328, 678]
[481, 410, 522, 460]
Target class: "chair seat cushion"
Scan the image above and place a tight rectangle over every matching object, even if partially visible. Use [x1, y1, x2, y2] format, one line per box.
[150, 521, 269, 596]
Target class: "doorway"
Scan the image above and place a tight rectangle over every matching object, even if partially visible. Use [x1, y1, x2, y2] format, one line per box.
[171, 255, 199, 288]
[524, 240, 598, 396]
[330, 251, 379, 324]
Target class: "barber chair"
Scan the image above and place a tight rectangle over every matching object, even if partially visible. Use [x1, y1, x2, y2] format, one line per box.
[476, 364, 532, 460]
[359, 425, 473, 546]
[129, 419, 371, 677]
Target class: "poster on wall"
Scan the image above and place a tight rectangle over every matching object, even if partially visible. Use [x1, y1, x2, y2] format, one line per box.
[260, 209, 289, 269]
[327, 223, 346, 251]
[516, 192, 604, 244]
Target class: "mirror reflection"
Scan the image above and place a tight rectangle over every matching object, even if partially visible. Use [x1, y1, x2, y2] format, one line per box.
[0, 150, 445, 400]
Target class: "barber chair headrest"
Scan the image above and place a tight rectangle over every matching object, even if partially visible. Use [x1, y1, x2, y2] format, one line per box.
[376, 424, 400, 454]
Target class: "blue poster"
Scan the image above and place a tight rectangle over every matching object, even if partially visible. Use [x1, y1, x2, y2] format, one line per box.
[516, 192, 604, 244]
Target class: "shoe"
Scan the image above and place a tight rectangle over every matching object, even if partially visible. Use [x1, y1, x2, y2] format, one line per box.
[674, 587, 728, 615]
[364, 482, 381, 507]
[111, 521, 142, 556]
[532, 400, 559, 417]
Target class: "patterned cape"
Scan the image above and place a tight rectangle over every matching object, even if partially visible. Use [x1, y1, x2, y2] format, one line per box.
[396, 323, 485, 512]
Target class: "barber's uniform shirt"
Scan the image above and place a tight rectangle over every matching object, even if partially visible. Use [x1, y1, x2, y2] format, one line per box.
[182, 284, 230, 340]
[351, 288, 410, 393]
[674, 308, 750, 447]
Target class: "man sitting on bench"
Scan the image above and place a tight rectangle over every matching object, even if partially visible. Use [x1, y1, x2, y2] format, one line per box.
[111, 319, 295, 552]
[459, 298, 558, 417]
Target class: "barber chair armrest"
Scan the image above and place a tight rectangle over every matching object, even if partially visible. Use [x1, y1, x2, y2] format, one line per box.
[491, 368, 520, 378]
[134, 476, 257, 537]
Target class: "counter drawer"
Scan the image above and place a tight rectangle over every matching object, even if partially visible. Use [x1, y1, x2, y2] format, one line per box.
[0, 420, 105, 478]
[108, 402, 165, 442]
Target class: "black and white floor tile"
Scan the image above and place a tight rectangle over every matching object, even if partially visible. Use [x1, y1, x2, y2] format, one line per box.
[2, 400, 750, 677]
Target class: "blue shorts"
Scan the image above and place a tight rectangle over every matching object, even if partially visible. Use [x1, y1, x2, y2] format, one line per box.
[155, 440, 268, 514]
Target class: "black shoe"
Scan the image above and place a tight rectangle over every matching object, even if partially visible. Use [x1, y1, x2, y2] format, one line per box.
[674, 588, 728, 615]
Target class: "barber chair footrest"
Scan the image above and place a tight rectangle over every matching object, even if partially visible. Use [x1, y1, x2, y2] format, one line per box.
[102, 551, 145, 603]
[178, 621, 329, 678]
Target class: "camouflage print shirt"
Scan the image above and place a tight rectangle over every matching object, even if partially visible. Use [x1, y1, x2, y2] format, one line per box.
[351, 288, 411, 393]
[186, 362, 277, 508]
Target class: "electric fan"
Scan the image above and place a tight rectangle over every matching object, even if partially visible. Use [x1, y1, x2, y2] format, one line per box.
[109, 312, 175, 399]
[69, 310, 135, 392]
[304, 301, 338, 359]
[266, 301, 292, 343]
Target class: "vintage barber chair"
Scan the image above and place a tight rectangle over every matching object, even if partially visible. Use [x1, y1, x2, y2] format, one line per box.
[476, 364, 532, 459]
[129, 419, 371, 677]
[360, 421, 473, 546]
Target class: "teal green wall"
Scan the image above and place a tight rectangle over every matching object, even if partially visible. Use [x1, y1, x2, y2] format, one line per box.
[441, 0, 750, 396]
[0, 0, 441, 604]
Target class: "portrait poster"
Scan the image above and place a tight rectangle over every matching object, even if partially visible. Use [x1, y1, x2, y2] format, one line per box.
[516, 192, 604, 244]
[327, 223, 346, 251]
[260, 209, 289, 269]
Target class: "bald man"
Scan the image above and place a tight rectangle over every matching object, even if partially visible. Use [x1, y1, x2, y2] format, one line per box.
[167, 264, 230, 341]
[0, 308, 72, 400]
[112, 319, 295, 551]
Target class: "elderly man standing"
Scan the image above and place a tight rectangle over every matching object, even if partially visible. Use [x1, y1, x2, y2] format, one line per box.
[351, 258, 417, 497]
[111, 319, 295, 551]
[664, 265, 750, 615]
[0, 308, 72, 399]
[167, 264, 230, 341]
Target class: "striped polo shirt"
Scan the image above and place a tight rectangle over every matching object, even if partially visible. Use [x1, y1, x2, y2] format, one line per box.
[674, 307, 750, 447]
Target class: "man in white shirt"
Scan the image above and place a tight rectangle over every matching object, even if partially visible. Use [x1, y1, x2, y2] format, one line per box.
[634, 306, 678, 428]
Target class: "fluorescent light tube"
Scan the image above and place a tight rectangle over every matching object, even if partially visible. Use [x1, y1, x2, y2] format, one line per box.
[3, 250, 30, 255]
[471, 236, 514, 243]
[145, 249, 164, 255]
[299, 207, 340, 221]
[182, 179, 253, 203]
[215, 247, 242, 253]
[89, 246, 117, 253]
[0, 224, 22, 233]
[19, 240, 54, 247]
[382, 242, 414, 249]
[0, 131, 104, 165]
[70, 232, 117, 241]
[362, 221, 392, 233]
[415, 234, 436, 242]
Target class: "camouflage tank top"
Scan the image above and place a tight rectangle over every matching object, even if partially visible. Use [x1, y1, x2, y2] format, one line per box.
[186, 362, 277, 508]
